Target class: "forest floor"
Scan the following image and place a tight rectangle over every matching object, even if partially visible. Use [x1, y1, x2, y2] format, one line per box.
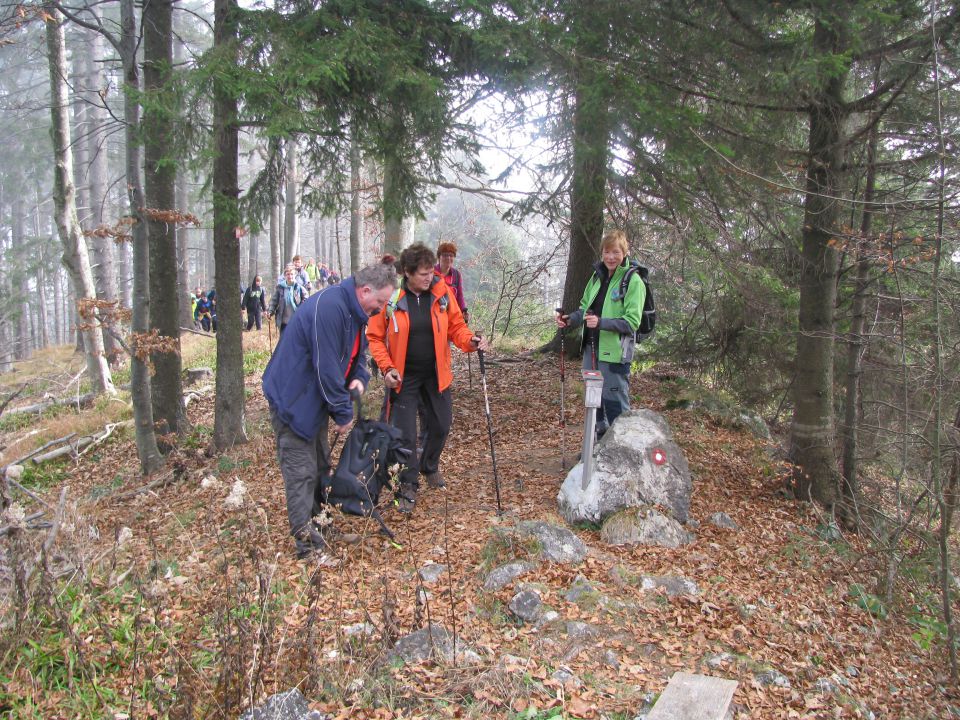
[0, 329, 957, 719]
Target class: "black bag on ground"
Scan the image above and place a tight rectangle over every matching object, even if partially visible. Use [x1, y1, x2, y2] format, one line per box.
[321, 416, 409, 537]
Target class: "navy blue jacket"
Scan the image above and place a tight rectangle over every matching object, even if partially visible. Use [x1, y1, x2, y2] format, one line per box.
[262, 277, 371, 437]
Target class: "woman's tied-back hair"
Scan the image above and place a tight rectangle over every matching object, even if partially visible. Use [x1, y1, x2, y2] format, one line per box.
[398, 242, 437, 275]
[437, 241, 457, 257]
[355, 262, 397, 291]
[600, 229, 629, 256]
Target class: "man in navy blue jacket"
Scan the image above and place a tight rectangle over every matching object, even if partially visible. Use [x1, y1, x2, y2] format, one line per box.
[263, 263, 398, 559]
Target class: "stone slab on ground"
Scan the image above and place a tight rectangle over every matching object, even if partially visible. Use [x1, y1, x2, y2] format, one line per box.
[646, 672, 738, 720]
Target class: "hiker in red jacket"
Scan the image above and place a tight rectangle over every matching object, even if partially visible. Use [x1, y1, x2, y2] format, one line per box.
[436, 241, 468, 323]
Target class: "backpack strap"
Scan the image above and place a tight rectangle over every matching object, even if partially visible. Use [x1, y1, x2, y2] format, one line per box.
[618, 260, 643, 299]
[385, 287, 402, 332]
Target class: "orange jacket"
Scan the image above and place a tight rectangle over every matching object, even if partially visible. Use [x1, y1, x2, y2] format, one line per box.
[367, 275, 476, 392]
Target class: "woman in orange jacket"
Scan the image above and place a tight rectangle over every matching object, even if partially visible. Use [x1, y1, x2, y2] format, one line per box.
[367, 243, 489, 513]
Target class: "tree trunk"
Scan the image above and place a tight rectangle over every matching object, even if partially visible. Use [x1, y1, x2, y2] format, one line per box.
[284, 141, 299, 261]
[144, 0, 186, 439]
[44, 6, 115, 397]
[36, 262, 49, 350]
[53, 265, 63, 346]
[270, 200, 281, 279]
[82, 19, 119, 362]
[840, 115, 879, 519]
[12, 198, 29, 361]
[558, 71, 611, 335]
[350, 123, 362, 272]
[335, 214, 344, 277]
[789, 12, 848, 507]
[382, 154, 402, 257]
[121, 0, 164, 474]
[71, 45, 89, 229]
[212, 0, 248, 450]
[247, 231, 258, 281]
[176, 172, 194, 328]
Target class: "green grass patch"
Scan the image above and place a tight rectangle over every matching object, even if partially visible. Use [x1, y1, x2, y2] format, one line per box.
[14, 461, 70, 491]
[0, 404, 71, 434]
[479, 530, 543, 573]
[243, 348, 272, 375]
[183, 423, 213, 449]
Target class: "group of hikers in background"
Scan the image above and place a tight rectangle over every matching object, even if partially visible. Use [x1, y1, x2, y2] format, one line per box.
[191, 255, 344, 334]
[257, 231, 646, 560]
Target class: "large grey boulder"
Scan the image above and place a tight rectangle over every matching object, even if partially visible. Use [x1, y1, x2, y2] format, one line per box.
[483, 561, 537, 591]
[388, 624, 481, 665]
[513, 520, 587, 564]
[600, 506, 693, 548]
[185, 366, 214, 385]
[509, 589, 544, 623]
[558, 410, 691, 525]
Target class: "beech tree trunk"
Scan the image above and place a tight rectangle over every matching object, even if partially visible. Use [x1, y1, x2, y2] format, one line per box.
[44, 6, 115, 397]
[270, 201, 281, 279]
[284, 142, 299, 261]
[82, 19, 119, 362]
[212, 0, 248, 449]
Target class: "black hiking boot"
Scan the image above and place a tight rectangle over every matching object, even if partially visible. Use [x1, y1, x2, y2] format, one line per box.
[425, 471, 446, 489]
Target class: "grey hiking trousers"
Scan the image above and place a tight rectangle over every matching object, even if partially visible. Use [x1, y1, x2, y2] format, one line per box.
[582, 346, 632, 434]
[270, 407, 330, 554]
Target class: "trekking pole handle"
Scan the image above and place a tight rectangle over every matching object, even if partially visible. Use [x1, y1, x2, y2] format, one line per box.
[350, 386, 362, 420]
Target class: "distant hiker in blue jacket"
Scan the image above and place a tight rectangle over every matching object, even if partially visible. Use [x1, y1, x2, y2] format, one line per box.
[268, 265, 308, 336]
[262, 262, 398, 559]
[242, 275, 267, 330]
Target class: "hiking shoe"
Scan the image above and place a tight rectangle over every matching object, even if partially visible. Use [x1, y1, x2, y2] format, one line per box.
[425, 471, 446, 489]
[295, 526, 330, 559]
[396, 485, 417, 514]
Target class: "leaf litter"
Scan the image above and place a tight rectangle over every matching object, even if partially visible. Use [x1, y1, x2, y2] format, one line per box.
[1, 343, 957, 719]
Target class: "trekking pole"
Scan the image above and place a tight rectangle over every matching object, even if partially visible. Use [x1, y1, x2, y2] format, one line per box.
[556, 310, 567, 470]
[267, 315, 273, 353]
[467, 351, 473, 392]
[476, 346, 504, 515]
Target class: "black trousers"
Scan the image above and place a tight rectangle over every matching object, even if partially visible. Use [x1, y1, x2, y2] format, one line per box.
[246, 308, 262, 330]
[270, 407, 330, 555]
[389, 372, 452, 489]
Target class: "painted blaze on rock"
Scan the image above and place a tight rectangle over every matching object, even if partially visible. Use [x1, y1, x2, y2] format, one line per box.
[558, 409, 692, 525]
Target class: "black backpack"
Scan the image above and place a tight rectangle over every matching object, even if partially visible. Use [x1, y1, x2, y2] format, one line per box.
[618, 261, 656, 341]
[320, 415, 410, 538]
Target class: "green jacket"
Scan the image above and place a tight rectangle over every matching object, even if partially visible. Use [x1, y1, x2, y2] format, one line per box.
[568, 258, 646, 365]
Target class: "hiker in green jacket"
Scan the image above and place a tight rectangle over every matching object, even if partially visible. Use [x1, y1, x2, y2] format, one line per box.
[556, 229, 646, 438]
